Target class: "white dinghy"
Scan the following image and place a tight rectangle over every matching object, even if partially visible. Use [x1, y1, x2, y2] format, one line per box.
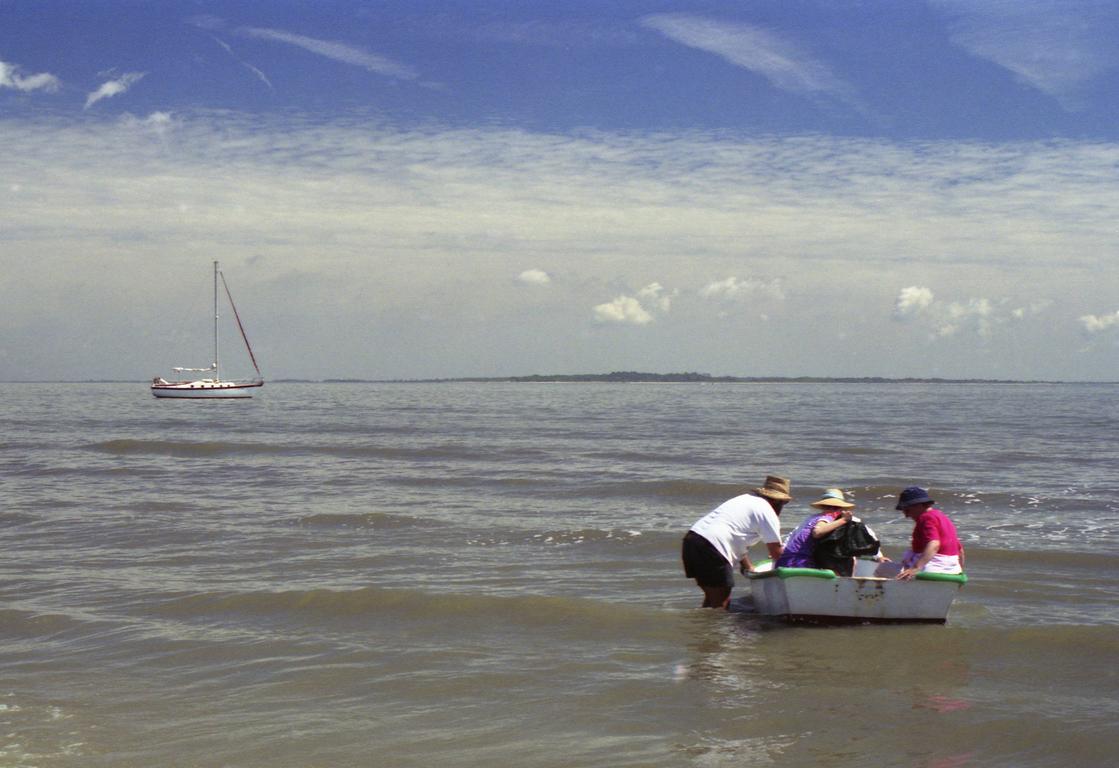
[748, 559, 967, 624]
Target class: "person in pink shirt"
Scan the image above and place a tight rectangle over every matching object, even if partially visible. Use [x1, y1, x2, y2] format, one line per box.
[894, 486, 965, 580]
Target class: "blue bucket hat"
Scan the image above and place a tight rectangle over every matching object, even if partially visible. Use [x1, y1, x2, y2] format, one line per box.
[895, 486, 934, 510]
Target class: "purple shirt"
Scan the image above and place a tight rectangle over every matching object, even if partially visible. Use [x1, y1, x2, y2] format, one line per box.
[775, 512, 830, 568]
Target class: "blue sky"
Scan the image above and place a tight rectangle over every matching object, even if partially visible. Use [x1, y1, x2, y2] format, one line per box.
[3, 0, 1119, 380]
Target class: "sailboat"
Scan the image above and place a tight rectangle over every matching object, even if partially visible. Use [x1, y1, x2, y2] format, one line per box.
[150, 261, 264, 399]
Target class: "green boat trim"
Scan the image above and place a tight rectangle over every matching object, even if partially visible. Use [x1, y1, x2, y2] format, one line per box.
[914, 571, 968, 584]
[749, 563, 968, 585]
[774, 567, 838, 580]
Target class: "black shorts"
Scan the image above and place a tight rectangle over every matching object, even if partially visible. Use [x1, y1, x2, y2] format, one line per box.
[682, 531, 734, 588]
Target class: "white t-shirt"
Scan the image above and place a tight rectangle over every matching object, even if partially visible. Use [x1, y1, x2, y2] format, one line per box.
[690, 493, 783, 565]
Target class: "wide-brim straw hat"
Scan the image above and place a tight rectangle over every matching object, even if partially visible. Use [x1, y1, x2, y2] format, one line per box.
[753, 475, 792, 502]
[810, 488, 855, 509]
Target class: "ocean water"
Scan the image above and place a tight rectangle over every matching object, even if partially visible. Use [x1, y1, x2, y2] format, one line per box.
[1, 381, 1117, 767]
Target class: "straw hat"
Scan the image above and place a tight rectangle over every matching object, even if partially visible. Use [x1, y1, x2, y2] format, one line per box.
[810, 488, 855, 509]
[753, 475, 792, 502]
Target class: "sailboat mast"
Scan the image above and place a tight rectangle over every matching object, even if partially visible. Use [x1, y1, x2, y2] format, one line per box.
[213, 260, 219, 381]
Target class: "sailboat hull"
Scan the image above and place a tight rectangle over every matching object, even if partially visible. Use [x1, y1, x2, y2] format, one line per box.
[150, 380, 263, 399]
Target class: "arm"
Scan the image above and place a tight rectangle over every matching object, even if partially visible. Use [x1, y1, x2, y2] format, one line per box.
[898, 539, 940, 580]
[740, 541, 784, 575]
[811, 511, 852, 539]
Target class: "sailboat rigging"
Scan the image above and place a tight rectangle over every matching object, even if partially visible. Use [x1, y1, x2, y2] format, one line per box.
[150, 261, 264, 399]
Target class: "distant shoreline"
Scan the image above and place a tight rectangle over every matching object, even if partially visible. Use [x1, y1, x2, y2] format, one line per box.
[7, 371, 1096, 384]
[331, 372, 1067, 384]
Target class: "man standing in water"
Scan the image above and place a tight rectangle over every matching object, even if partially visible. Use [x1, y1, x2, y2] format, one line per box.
[681, 475, 790, 608]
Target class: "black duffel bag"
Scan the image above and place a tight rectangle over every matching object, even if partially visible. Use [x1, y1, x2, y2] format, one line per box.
[814, 519, 880, 576]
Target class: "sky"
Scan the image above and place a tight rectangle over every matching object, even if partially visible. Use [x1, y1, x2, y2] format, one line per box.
[2, 0, 1119, 382]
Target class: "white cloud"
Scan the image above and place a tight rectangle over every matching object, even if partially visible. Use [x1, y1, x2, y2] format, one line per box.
[242, 27, 418, 80]
[593, 296, 653, 325]
[931, 0, 1119, 106]
[119, 111, 176, 139]
[518, 269, 551, 286]
[896, 288, 1041, 338]
[937, 297, 995, 337]
[592, 283, 673, 325]
[700, 276, 784, 301]
[640, 14, 855, 105]
[1011, 299, 1054, 319]
[85, 72, 145, 109]
[0, 60, 61, 93]
[1080, 310, 1119, 333]
[893, 286, 935, 319]
[638, 282, 675, 312]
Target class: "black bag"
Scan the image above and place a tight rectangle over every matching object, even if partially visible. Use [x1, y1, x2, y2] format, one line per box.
[813, 520, 880, 576]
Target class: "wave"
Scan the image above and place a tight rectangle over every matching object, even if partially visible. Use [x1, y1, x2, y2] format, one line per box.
[964, 547, 1118, 571]
[0, 608, 87, 639]
[570, 479, 749, 502]
[0, 512, 42, 528]
[150, 585, 670, 636]
[953, 623, 1119, 653]
[297, 511, 440, 529]
[528, 528, 646, 546]
[85, 438, 517, 462]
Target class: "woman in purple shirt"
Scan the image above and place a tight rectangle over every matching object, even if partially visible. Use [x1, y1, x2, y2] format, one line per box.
[775, 488, 855, 569]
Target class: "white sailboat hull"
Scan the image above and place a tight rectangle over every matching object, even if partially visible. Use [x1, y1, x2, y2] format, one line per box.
[748, 562, 966, 624]
[150, 380, 263, 399]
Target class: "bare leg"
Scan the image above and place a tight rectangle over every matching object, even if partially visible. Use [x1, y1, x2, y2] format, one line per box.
[701, 585, 732, 609]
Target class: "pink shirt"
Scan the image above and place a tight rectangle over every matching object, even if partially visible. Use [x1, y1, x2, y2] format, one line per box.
[911, 508, 961, 556]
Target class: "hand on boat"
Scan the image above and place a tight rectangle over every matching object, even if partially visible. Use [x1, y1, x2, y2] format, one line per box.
[897, 568, 917, 581]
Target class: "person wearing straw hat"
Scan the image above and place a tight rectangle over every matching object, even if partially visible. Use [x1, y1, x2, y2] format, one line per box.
[775, 488, 856, 572]
[682, 475, 790, 608]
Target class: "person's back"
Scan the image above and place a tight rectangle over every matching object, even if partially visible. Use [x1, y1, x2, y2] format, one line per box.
[913, 507, 961, 557]
[775, 512, 829, 568]
[690, 493, 781, 565]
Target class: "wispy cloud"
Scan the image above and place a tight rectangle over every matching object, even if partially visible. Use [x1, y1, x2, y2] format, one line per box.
[638, 282, 675, 312]
[85, 72, 145, 109]
[0, 60, 61, 93]
[1, 116, 1116, 377]
[931, 0, 1119, 106]
[640, 14, 855, 105]
[701, 276, 785, 302]
[211, 35, 273, 90]
[242, 27, 418, 80]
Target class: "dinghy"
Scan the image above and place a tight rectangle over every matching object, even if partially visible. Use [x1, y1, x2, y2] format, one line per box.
[748, 559, 967, 624]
